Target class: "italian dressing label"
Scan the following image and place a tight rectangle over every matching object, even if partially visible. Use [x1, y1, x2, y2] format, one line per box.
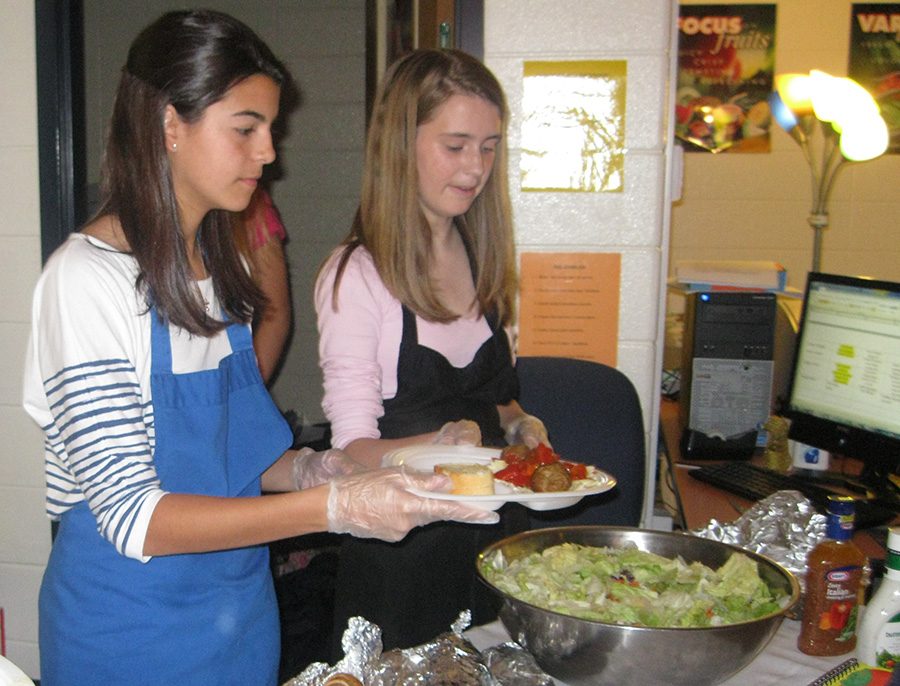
[818, 565, 864, 641]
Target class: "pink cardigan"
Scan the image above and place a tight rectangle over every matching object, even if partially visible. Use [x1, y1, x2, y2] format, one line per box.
[314, 246, 504, 449]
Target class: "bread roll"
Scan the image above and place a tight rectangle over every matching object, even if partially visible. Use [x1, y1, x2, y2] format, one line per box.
[434, 463, 495, 495]
[323, 673, 363, 686]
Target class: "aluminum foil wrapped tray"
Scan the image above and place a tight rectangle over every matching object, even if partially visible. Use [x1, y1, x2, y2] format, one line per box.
[284, 611, 553, 686]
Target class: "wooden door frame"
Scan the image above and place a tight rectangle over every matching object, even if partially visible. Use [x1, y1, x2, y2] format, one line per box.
[365, 0, 483, 125]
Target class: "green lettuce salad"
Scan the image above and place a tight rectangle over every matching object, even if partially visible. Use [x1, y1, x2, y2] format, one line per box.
[481, 542, 786, 628]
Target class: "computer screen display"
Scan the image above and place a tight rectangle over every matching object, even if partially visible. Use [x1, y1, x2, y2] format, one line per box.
[785, 272, 900, 485]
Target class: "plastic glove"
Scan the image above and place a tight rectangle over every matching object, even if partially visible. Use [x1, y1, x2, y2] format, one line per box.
[327, 467, 500, 542]
[432, 419, 482, 446]
[504, 414, 551, 449]
[291, 447, 366, 490]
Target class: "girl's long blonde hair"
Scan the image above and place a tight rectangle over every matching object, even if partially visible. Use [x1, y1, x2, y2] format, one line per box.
[329, 49, 516, 326]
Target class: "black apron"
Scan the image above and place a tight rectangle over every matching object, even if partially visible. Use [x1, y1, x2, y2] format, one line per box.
[331, 306, 523, 656]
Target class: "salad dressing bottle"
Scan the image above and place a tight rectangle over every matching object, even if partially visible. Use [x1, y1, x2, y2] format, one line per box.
[798, 496, 868, 656]
[857, 527, 900, 669]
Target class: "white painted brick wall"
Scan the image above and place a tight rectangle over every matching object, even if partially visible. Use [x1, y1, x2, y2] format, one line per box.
[0, 1, 49, 678]
[484, 0, 679, 525]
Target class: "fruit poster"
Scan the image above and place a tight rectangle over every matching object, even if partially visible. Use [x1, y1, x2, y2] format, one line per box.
[848, 4, 900, 154]
[676, 4, 776, 153]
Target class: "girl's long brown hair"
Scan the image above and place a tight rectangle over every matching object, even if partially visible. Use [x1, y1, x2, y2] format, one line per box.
[328, 49, 517, 326]
[96, 9, 287, 336]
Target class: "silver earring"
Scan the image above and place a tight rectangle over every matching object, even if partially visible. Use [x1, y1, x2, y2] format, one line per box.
[172, 143, 177, 151]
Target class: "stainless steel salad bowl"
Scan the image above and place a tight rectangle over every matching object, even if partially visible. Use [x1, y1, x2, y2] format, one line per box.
[476, 526, 800, 686]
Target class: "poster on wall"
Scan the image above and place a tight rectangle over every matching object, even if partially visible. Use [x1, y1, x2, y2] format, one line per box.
[676, 4, 776, 153]
[520, 61, 626, 192]
[848, 3, 900, 153]
[517, 252, 620, 366]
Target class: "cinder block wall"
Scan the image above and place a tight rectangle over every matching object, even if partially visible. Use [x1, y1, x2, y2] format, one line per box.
[484, 0, 679, 525]
[0, 1, 48, 677]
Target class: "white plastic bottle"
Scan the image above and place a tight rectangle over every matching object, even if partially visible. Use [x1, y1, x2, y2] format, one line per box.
[858, 527, 900, 669]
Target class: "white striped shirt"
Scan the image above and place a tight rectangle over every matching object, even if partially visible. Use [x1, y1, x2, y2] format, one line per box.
[23, 233, 232, 561]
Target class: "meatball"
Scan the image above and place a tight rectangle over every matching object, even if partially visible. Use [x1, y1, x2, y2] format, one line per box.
[531, 462, 572, 492]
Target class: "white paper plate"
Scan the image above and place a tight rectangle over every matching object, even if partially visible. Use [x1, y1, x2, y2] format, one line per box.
[384, 444, 616, 512]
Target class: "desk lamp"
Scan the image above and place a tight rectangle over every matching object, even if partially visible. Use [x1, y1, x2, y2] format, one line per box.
[768, 70, 888, 272]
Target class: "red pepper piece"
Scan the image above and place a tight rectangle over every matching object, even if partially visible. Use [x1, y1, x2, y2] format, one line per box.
[562, 461, 588, 480]
[495, 464, 532, 487]
[531, 443, 558, 464]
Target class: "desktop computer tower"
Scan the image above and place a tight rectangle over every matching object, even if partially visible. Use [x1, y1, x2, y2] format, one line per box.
[679, 291, 777, 459]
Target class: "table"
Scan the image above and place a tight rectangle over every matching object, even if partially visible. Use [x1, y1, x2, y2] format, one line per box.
[467, 617, 852, 685]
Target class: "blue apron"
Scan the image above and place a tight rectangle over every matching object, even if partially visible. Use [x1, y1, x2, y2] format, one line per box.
[39, 309, 293, 685]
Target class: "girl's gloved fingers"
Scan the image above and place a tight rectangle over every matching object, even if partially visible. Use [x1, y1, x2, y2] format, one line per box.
[390, 469, 500, 526]
[519, 418, 550, 449]
[398, 468, 452, 490]
[420, 498, 501, 526]
[326, 467, 498, 542]
[505, 414, 551, 449]
[432, 419, 482, 446]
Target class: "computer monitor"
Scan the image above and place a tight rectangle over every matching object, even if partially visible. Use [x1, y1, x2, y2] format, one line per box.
[784, 272, 900, 497]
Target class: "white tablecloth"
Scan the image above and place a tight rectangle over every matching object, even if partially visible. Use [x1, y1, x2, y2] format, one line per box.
[466, 617, 851, 685]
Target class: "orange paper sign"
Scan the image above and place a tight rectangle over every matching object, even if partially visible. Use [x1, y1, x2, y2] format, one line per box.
[517, 252, 621, 365]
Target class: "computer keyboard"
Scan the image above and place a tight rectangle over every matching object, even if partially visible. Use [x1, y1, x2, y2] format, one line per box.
[688, 461, 897, 530]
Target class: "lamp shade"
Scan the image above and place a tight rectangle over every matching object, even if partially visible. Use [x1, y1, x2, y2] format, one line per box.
[768, 90, 799, 132]
[771, 69, 889, 161]
[808, 70, 881, 128]
[769, 69, 889, 273]
[839, 114, 890, 161]
[774, 73, 813, 114]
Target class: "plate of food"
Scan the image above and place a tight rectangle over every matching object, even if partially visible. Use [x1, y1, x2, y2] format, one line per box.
[383, 443, 616, 511]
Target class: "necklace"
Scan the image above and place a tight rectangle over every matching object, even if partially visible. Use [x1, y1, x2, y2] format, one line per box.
[195, 283, 211, 314]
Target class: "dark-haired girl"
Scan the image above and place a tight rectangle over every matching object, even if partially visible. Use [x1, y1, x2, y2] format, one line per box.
[23, 12, 495, 683]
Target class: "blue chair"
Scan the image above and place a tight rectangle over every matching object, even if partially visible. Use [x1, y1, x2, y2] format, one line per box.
[514, 356, 646, 527]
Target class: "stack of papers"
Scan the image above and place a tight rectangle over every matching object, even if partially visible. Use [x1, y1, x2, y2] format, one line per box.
[673, 260, 789, 293]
